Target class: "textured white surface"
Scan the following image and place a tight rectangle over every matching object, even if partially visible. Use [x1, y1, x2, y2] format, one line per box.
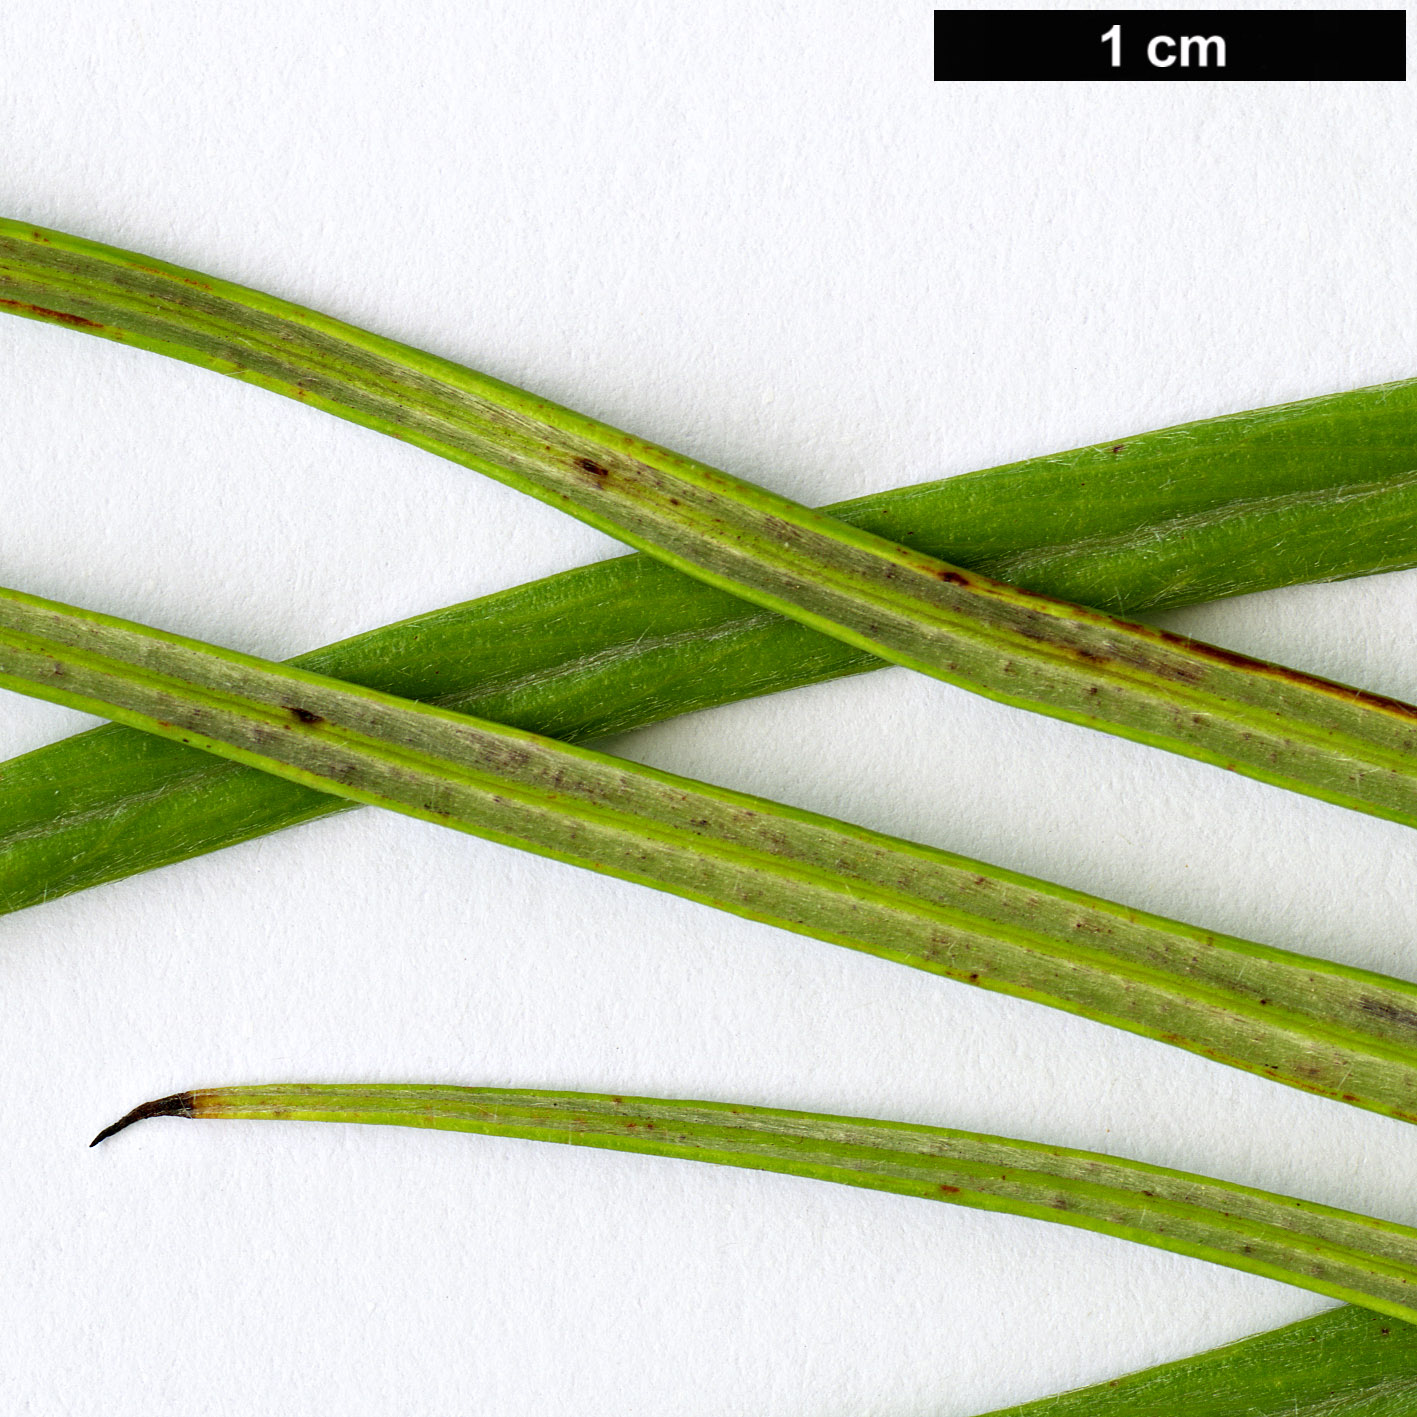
[1, 2, 1416, 1412]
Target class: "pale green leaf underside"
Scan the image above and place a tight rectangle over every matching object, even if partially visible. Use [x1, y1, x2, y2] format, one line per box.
[8, 223, 1417, 834]
[9, 582, 1417, 1124]
[91, 1082, 1417, 1327]
[6, 384, 1417, 923]
[10, 225, 1417, 1407]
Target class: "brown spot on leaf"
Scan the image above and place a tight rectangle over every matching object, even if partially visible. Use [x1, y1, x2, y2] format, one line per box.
[286, 706, 324, 725]
[574, 456, 610, 481]
[938, 1184, 960, 1194]
[1358, 996, 1417, 1031]
[1145, 628, 1417, 723]
[0, 298, 102, 329]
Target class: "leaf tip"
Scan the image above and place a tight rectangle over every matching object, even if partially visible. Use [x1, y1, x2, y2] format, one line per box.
[90, 1091, 197, 1147]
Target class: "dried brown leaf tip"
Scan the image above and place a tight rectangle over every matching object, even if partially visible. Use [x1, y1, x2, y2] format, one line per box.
[89, 1091, 197, 1147]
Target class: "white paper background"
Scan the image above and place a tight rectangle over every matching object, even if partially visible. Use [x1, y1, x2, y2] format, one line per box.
[1, 2, 1415, 1412]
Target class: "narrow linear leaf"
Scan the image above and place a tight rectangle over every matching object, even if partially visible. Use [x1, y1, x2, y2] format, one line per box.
[11, 584, 1417, 1123]
[977, 1304, 1417, 1416]
[8, 399, 1417, 919]
[89, 1082, 1417, 1327]
[15, 229, 1417, 1404]
[8, 222, 1417, 830]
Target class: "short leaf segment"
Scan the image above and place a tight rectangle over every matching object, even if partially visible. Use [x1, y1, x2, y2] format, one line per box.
[977, 1303, 1417, 1416]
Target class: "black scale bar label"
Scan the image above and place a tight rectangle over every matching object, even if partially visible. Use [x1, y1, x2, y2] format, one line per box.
[934, 10, 1405, 81]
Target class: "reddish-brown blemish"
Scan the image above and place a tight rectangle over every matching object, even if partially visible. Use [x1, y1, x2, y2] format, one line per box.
[935, 569, 969, 586]
[1150, 629, 1417, 723]
[1002, 582, 1059, 603]
[131, 261, 212, 292]
[938, 1184, 960, 1194]
[574, 456, 610, 480]
[286, 706, 324, 725]
[0, 298, 102, 329]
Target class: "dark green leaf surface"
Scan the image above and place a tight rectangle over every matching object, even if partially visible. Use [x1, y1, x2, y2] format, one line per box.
[8, 223, 1417, 837]
[13, 223, 1417, 1410]
[979, 1305, 1417, 1416]
[10, 466, 1417, 917]
[7, 225, 1417, 914]
[90, 1083, 1417, 1326]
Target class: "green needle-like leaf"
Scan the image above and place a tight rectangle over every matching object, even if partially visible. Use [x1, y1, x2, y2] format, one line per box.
[9, 222, 1417, 831]
[977, 1305, 1417, 1416]
[11, 582, 1417, 1122]
[7, 402, 1417, 918]
[89, 1082, 1417, 1326]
